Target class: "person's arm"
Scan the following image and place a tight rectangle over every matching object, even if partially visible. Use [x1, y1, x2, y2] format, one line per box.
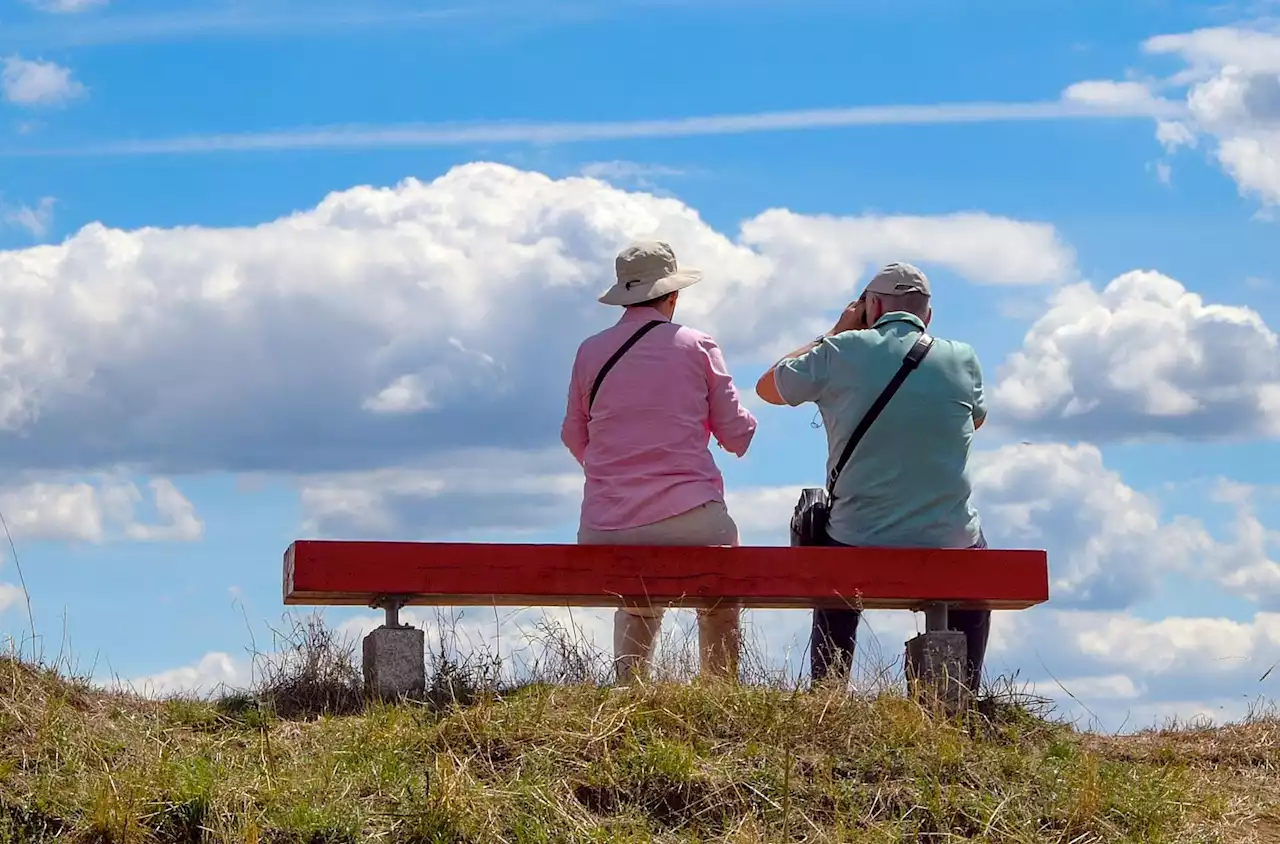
[970, 351, 987, 431]
[560, 351, 589, 465]
[700, 336, 757, 457]
[755, 337, 830, 405]
[755, 297, 867, 405]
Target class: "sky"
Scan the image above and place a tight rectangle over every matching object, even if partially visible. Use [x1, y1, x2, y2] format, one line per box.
[0, 0, 1279, 733]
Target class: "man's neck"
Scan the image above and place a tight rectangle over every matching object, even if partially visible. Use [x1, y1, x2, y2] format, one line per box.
[623, 305, 673, 321]
[872, 311, 925, 330]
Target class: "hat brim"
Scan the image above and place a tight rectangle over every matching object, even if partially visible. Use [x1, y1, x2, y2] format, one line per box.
[598, 269, 703, 306]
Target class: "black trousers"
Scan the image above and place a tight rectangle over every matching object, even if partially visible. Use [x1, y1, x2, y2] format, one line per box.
[810, 532, 991, 693]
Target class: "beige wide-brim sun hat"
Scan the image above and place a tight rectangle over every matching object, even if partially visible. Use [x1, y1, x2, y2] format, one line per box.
[598, 240, 703, 306]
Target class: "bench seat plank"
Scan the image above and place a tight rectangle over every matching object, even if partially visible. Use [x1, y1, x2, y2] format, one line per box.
[284, 541, 1049, 612]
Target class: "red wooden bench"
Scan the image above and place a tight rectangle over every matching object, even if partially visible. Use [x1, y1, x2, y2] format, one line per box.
[283, 540, 1049, 700]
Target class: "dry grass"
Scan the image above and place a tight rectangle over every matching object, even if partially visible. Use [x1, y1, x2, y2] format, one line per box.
[0, 618, 1277, 843]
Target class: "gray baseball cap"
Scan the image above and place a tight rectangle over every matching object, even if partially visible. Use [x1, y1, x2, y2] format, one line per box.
[864, 262, 931, 297]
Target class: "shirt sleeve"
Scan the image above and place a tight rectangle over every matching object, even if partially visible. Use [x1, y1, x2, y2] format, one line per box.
[560, 349, 589, 465]
[699, 335, 757, 457]
[774, 338, 835, 406]
[969, 350, 987, 426]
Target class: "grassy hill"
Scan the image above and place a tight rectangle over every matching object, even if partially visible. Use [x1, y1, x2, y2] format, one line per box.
[1, 624, 1278, 843]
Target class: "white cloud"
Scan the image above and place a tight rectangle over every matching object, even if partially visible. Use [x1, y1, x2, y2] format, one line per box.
[1040, 673, 1143, 701]
[1062, 79, 1176, 114]
[993, 269, 1280, 441]
[0, 582, 22, 613]
[300, 470, 811, 546]
[1081, 26, 1280, 206]
[1200, 480, 1280, 606]
[1156, 120, 1198, 152]
[123, 651, 247, 698]
[0, 475, 203, 543]
[2, 197, 55, 239]
[1143, 26, 1280, 80]
[362, 374, 434, 415]
[739, 209, 1072, 288]
[299, 447, 581, 539]
[970, 443, 1206, 609]
[1, 56, 85, 106]
[0, 162, 1075, 476]
[725, 485, 806, 545]
[988, 608, 1280, 728]
[124, 478, 204, 542]
[1217, 132, 1280, 205]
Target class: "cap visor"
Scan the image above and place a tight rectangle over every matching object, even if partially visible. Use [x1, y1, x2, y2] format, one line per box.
[598, 270, 702, 305]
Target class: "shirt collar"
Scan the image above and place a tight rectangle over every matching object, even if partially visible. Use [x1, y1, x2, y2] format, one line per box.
[872, 311, 926, 331]
[618, 306, 671, 325]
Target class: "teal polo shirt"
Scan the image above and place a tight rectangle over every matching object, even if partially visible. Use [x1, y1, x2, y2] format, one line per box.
[775, 312, 985, 548]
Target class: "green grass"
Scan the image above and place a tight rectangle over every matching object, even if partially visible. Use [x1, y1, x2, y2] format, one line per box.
[1, 650, 1277, 843]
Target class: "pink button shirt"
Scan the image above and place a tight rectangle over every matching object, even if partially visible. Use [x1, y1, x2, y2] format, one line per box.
[561, 307, 758, 532]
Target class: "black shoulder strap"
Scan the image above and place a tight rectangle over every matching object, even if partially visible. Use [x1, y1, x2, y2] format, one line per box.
[588, 319, 667, 411]
[826, 332, 935, 498]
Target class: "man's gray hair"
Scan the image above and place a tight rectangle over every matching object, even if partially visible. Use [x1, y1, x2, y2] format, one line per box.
[867, 289, 930, 320]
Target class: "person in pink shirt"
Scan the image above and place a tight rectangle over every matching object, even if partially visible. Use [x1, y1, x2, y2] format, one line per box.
[561, 241, 758, 684]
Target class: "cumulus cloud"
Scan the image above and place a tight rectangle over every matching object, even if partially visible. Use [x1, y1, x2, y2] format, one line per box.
[1200, 481, 1280, 606]
[299, 448, 581, 539]
[1, 56, 85, 106]
[122, 651, 246, 698]
[0, 162, 1075, 476]
[0, 582, 22, 614]
[122, 478, 204, 542]
[724, 485, 806, 545]
[298, 454, 813, 544]
[993, 269, 1280, 441]
[1077, 26, 1280, 206]
[1156, 119, 1198, 152]
[986, 608, 1280, 729]
[970, 443, 1205, 609]
[0, 475, 203, 543]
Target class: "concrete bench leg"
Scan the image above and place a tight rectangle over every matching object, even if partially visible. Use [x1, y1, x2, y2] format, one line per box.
[363, 597, 425, 701]
[904, 603, 969, 712]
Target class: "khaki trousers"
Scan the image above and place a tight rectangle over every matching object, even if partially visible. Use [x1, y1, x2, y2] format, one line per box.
[577, 500, 741, 684]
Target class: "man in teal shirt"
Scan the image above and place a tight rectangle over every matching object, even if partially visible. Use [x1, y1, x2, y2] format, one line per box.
[755, 263, 989, 690]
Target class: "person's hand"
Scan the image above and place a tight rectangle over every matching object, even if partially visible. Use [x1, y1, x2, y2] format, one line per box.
[830, 295, 868, 335]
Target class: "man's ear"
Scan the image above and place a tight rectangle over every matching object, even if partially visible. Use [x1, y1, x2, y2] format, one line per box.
[924, 306, 933, 327]
[865, 296, 880, 326]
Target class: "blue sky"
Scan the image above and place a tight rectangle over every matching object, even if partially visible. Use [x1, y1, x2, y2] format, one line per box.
[1, 0, 1279, 730]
